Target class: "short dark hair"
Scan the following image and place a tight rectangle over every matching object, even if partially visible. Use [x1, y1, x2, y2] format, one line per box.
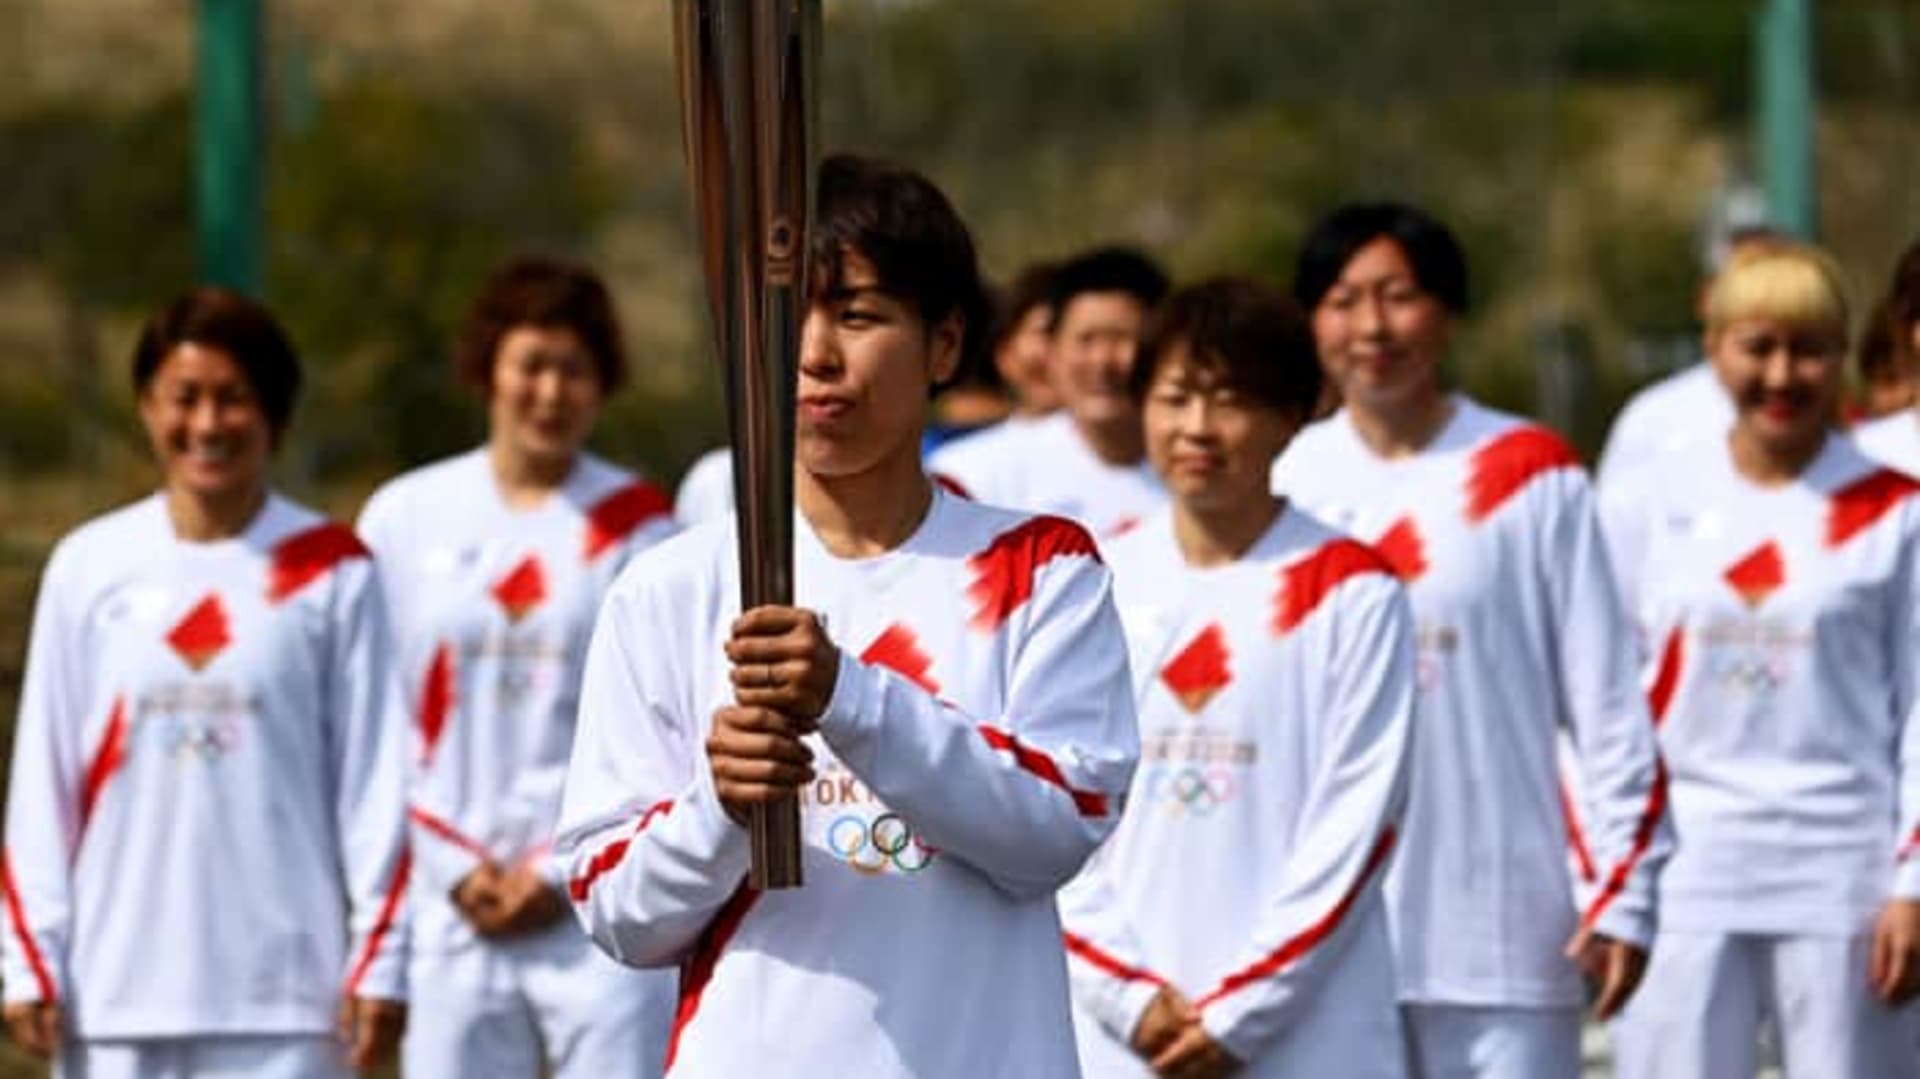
[454, 256, 627, 393]
[131, 287, 303, 439]
[1050, 246, 1170, 324]
[1132, 276, 1322, 420]
[1859, 296, 1898, 383]
[1888, 237, 1920, 368]
[991, 260, 1059, 351]
[810, 153, 990, 384]
[1294, 202, 1469, 315]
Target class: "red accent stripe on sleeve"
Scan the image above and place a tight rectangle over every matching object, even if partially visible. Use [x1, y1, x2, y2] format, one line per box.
[1826, 468, 1920, 548]
[1464, 426, 1581, 524]
[1647, 626, 1685, 727]
[1560, 779, 1597, 885]
[933, 473, 973, 499]
[966, 516, 1102, 632]
[977, 725, 1110, 817]
[267, 523, 370, 603]
[584, 481, 673, 562]
[1194, 827, 1397, 1010]
[1, 849, 57, 1002]
[665, 884, 760, 1071]
[343, 851, 410, 998]
[859, 623, 940, 694]
[417, 643, 456, 767]
[1579, 757, 1669, 933]
[407, 806, 491, 861]
[1063, 931, 1167, 987]
[78, 696, 129, 838]
[1271, 538, 1392, 636]
[567, 800, 676, 903]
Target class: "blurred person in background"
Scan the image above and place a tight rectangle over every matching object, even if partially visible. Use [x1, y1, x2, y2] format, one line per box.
[356, 257, 678, 1079]
[1062, 278, 1415, 1079]
[939, 246, 1170, 538]
[673, 444, 733, 528]
[1600, 243, 1920, 1079]
[2, 288, 409, 1077]
[1851, 298, 1906, 422]
[557, 153, 1136, 1078]
[1853, 239, 1920, 473]
[1595, 225, 1788, 497]
[1271, 202, 1671, 1079]
[927, 260, 1062, 488]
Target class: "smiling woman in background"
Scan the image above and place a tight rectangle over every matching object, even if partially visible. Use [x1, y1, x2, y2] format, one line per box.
[1601, 244, 1920, 1079]
[1, 287, 409, 1077]
[356, 257, 678, 1079]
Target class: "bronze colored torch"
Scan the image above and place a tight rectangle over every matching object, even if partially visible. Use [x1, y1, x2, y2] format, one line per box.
[674, 0, 819, 890]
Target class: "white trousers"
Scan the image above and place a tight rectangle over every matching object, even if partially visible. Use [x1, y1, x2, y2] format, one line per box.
[1612, 929, 1919, 1079]
[1400, 1004, 1582, 1079]
[403, 920, 675, 1079]
[54, 1036, 348, 1079]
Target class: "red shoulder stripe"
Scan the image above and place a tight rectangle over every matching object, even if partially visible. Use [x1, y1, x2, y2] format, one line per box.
[1827, 468, 1920, 549]
[407, 806, 491, 861]
[1271, 538, 1392, 636]
[933, 473, 973, 499]
[1579, 757, 1668, 933]
[78, 696, 128, 839]
[1647, 626, 1685, 727]
[1560, 779, 1597, 885]
[342, 851, 410, 998]
[1, 849, 57, 1002]
[1194, 827, 1397, 1009]
[1063, 931, 1167, 987]
[860, 623, 940, 695]
[584, 481, 673, 562]
[1373, 516, 1429, 582]
[267, 523, 370, 604]
[567, 800, 676, 903]
[1464, 426, 1580, 524]
[977, 724, 1110, 817]
[966, 516, 1101, 632]
[666, 884, 761, 1070]
[417, 643, 456, 767]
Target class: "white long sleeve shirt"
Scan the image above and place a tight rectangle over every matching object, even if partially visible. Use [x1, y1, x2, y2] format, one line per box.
[1061, 508, 1414, 1077]
[557, 488, 1139, 1077]
[1595, 363, 1733, 498]
[926, 411, 1165, 539]
[1271, 397, 1671, 1008]
[674, 447, 734, 528]
[357, 449, 675, 952]
[2, 493, 409, 1038]
[1600, 434, 1920, 933]
[1853, 411, 1920, 479]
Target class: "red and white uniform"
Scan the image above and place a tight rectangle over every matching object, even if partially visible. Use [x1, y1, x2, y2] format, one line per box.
[927, 412, 1165, 539]
[1601, 434, 1920, 1079]
[558, 488, 1139, 1078]
[1061, 508, 1415, 1078]
[357, 449, 678, 1078]
[1272, 398, 1671, 1075]
[1595, 364, 1733, 498]
[1, 493, 408, 1061]
[1854, 410, 1920, 480]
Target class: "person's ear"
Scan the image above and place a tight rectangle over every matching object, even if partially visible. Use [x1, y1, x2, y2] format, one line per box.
[928, 312, 964, 385]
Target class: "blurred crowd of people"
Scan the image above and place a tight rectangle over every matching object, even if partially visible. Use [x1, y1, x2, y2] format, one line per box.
[7, 151, 1920, 1079]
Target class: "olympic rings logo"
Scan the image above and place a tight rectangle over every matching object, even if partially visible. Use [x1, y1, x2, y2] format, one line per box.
[1142, 765, 1239, 816]
[136, 714, 243, 763]
[1705, 654, 1788, 693]
[825, 813, 939, 875]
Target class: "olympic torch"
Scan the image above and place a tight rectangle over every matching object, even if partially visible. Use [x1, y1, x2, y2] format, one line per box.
[674, 0, 819, 890]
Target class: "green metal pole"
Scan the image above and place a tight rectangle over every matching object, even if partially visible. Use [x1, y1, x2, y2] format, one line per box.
[196, 0, 262, 293]
[1755, 0, 1816, 238]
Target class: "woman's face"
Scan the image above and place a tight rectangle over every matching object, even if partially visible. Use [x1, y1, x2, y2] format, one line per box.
[1709, 317, 1843, 459]
[138, 342, 274, 505]
[1310, 237, 1451, 416]
[1142, 343, 1300, 515]
[797, 251, 960, 479]
[488, 325, 604, 469]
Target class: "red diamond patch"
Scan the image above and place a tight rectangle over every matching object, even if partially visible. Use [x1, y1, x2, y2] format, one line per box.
[860, 623, 939, 694]
[1723, 542, 1786, 609]
[491, 555, 548, 623]
[167, 593, 232, 671]
[1374, 516, 1429, 582]
[1161, 624, 1232, 713]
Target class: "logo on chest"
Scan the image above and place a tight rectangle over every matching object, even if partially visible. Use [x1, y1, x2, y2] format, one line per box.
[1723, 542, 1787, 610]
[1160, 624, 1232, 713]
[166, 593, 233, 672]
[491, 555, 549, 624]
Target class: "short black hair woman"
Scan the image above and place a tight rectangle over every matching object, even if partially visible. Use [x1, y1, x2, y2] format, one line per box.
[2, 287, 409, 1075]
